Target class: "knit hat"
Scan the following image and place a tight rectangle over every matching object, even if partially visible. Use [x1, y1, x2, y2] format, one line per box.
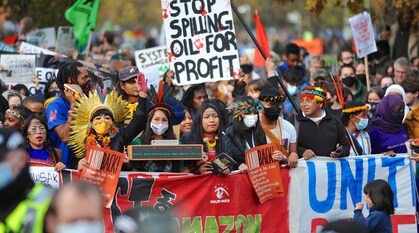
[300, 86, 327, 103]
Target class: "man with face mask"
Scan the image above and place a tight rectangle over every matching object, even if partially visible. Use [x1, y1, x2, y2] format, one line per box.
[258, 88, 299, 168]
[0, 128, 52, 233]
[340, 64, 367, 102]
[46, 62, 91, 169]
[45, 182, 104, 233]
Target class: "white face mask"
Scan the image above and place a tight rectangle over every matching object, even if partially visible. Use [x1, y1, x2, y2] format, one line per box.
[150, 122, 169, 136]
[243, 114, 258, 128]
[57, 221, 104, 233]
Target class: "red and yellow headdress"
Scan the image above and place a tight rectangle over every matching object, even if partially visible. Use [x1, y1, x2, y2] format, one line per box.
[300, 86, 327, 103]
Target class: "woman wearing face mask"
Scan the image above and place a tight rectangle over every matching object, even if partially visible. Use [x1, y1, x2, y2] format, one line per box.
[224, 96, 266, 172]
[180, 102, 231, 174]
[366, 87, 383, 117]
[130, 83, 184, 172]
[369, 94, 408, 156]
[258, 88, 299, 168]
[23, 114, 66, 171]
[69, 89, 147, 171]
[44, 79, 61, 109]
[341, 101, 372, 156]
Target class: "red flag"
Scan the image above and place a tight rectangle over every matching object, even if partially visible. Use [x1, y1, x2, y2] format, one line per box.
[253, 12, 271, 67]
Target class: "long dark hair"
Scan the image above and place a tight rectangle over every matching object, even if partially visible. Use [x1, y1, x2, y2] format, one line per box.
[363, 179, 395, 215]
[56, 62, 83, 91]
[139, 108, 175, 144]
[181, 84, 207, 111]
[190, 102, 224, 154]
[340, 101, 366, 127]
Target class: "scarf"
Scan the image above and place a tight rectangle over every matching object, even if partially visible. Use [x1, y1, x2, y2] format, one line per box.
[372, 94, 404, 134]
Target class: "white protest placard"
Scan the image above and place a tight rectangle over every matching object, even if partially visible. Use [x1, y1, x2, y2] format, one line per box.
[29, 166, 60, 189]
[135, 46, 168, 72]
[161, 0, 240, 86]
[27, 27, 56, 49]
[36, 67, 59, 84]
[19, 42, 57, 55]
[349, 12, 377, 58]
[56, 26, 76, 55]
[0, 54, 36, 83]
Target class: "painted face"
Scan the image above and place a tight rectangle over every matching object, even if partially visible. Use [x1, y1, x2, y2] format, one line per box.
[27, 119, 47, 148]
[202, 107, 219, 134]
[91, 115, 113, 135]
[180, 110, 193, 134]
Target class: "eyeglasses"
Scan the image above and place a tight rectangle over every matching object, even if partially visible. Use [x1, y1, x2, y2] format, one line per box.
[300, 99, 315, 104]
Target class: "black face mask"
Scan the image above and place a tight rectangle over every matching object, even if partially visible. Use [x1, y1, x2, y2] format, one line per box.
[342, 76, 356, 87]
[381, 86, 389, 94]
[356, 74, 367, 86]
[80, 80, 92, 96]
[47, 91, 60, 98]
[263, 107, 281, 121]
[240, 64, 253, 74]
[390, 111, 404, 123]
[367, 102, 379, 113]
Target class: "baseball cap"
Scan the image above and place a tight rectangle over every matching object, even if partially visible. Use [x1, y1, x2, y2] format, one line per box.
[0, 128, 25, 161]
[118, 66, 140, 82]
[312, 68, 328, 80]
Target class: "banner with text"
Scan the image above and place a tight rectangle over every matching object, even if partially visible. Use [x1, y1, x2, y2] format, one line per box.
[30, 155, 417, 233]
[289, 156, 416, 233]
[349, 12, 377, 58]
[161, 0, 240, 85]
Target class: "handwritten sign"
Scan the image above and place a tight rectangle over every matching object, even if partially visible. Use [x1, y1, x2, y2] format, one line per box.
[349, 12, 377, 58]
[0, 54, 36, 83]
[26, 27, 56, 49]
[56, 26, 76, 54]
[245, 143, 284, 204]
[20, 42, 57, 55]
[161, 0, 240, 85]
[29, 166, 60, 189]
[128, 144, 203, 160]
[81, 146, 125, 208]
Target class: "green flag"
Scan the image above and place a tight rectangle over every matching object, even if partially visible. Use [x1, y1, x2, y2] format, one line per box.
[65, 0, 99, 47]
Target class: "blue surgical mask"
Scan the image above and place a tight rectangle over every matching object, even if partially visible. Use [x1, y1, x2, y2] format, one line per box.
[57, 221, 104, 233]
[0, 161, 14, 189]
[287, 85, 298, 96]
[355, 117, 369, 131]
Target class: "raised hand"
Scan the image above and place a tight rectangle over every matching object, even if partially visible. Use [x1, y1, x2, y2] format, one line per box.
[136, 72, 148, 92]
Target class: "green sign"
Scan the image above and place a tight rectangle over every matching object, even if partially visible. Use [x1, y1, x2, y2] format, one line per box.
[128, 144, 203, 161]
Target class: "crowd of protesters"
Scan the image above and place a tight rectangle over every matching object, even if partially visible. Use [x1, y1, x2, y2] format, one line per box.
[0, 8, 418, 233]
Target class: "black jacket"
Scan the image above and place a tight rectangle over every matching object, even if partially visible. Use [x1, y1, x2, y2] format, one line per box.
[288, 109, 350, 157]
[224, 126, 267, 170]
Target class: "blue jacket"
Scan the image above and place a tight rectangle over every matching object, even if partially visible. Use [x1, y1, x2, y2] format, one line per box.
[353, 208, 392, 233]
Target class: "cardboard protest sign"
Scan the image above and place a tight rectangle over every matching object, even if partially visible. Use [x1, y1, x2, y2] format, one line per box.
[0, 54, 36, 83]
[245, 143, 284, 204]
[26, 27, 56, 49]
[81, 146, 125, 208]
[161, 0, 240, 86]
[20, 42, 57, 55]
[29, 165, 60, 189]
[349, 12, 377, 58]
[56, 26, 76, 55]
[135, 46, 168, 71]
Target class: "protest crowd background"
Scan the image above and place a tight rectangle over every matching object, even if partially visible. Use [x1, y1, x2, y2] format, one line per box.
[0, 0, 418, 233]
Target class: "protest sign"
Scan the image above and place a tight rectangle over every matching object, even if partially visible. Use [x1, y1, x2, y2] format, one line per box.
[161, 0, 240, 85]
[349, 12, 377, 58]
[27, 27, 56, 49]
[29, 165, 60, 189]
[81, 146, 125, 208]
[56, 26, 76, 54]
[0, 54, 36, 83]
[0, 41, 17, 53]
[36, 67, 58, 84]
[245, 143, 284, 204]
[19, 42, 57, 55]
[31, 155, 416, 233]
[135, 46, 168, 71]
[289, 156, 416, 233]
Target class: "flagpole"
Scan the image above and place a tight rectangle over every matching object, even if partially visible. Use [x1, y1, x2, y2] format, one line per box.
[85, 31, 93, 61]
[231, 1, 299, 112]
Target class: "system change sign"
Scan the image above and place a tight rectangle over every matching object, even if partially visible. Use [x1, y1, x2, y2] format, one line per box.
[161, 0, 240, 86]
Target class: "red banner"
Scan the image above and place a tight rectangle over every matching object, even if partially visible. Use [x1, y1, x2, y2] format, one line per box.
[60, 169, 291, 233]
